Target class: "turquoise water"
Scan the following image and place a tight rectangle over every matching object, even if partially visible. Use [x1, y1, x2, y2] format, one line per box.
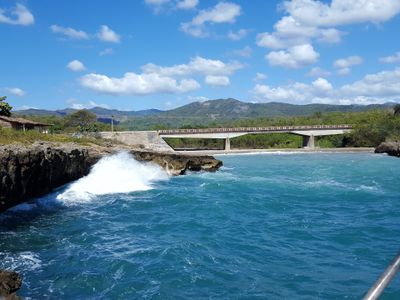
[1, 153, 400, 299]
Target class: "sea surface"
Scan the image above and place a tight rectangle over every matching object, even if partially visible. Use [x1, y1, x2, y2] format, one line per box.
[1, 152, 399, 299]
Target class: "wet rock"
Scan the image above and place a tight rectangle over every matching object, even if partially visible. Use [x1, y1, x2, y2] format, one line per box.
[0, 142, 222, 212]
[0, 270, 22, 300]
[375, 142, 400, 157]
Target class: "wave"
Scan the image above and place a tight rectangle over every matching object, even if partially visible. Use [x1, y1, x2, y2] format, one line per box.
[56, 152, 169, 204]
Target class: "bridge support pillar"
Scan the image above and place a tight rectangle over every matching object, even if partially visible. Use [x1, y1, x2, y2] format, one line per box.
[225, 137, 231, 150]
[302, 135, 315, 148]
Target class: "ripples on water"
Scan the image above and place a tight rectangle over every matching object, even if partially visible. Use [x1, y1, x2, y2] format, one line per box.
[1, 153, 399, 299]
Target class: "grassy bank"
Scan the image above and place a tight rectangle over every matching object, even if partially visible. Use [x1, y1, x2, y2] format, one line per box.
[0, 128, 104, 146]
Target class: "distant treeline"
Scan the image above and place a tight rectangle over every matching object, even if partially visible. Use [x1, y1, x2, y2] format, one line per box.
[15, 107, 400, 149]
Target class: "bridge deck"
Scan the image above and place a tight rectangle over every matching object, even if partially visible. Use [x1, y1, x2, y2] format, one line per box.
[159, 125, 352, 135]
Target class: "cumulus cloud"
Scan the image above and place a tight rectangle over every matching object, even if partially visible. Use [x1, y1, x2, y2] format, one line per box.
[379, 51, 400, 64]
[97, 25, 120, 43]
[51, 25, 120, 42]
[69, 100, 110, 110]
[205, 75, 230, 86]
[50, 25, 90, 40]
[266, 43, 319, 68]
[306, 66, 331, 77]
[80, 72, 200, 95]
[254, 72, 268, 82]
[141, 56, 244, 77]
[181, 2, 241, 37]
[228, 29, 249, 41]
[333, 55, 363, 75]
[176, 0, 198, 9]
[284, 0, 400, 27]
[99, 48, 114, 56]
[251, 68, 400, 104]
[233, 46, 252, 58]
[256, 0, 400, 69]
[67, 60, 86, 72]
[256, 16, 343, 50]
[0, 3, 34, 26]
[3, 87, 26, 96]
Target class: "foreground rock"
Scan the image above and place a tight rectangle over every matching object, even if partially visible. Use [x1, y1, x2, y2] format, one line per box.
[0, 142, 222, 213]
[375, 141, 400, 157]
[0, 270, 22, 300]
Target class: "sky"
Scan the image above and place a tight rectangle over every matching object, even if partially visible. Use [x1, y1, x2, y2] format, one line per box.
[0, 0, 400, 111]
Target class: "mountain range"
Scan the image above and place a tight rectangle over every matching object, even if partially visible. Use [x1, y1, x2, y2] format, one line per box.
[15, 98, 396, 123]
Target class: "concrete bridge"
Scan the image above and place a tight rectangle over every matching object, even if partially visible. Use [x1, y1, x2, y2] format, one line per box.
[100, 125, 352, 151]
[158, 125, 352, 150]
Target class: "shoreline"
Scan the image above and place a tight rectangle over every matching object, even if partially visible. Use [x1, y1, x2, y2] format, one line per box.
[176, 147, 375, 156]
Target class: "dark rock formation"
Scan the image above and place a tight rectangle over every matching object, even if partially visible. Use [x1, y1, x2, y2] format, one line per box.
[0, 142, 222, 213]
[0, 143, 102, 212]
[375, 142, 400, 157]
[132, 150, 222, 176]
[0, 270, 22, 300]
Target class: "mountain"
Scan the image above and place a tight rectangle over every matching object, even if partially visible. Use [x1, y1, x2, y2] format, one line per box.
[14, 98, 396, 130]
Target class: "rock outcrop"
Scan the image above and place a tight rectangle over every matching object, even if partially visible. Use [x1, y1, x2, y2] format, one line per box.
[0, 142, 222, 213]
[0, 270, 22, 300]
[375, 141, 400, 157]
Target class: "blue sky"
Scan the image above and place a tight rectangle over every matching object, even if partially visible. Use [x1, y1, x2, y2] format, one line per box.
[1, 0, 400, 111]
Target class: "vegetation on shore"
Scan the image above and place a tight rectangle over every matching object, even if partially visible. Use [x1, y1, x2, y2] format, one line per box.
[1, 95, 399, 149]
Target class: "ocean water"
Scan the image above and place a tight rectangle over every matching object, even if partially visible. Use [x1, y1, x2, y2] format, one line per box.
[0, 152, 399, 299]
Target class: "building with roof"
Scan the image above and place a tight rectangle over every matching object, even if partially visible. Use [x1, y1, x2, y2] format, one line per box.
[0, 116, 51, 133]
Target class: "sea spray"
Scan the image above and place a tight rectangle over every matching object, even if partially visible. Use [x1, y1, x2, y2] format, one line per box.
[57, 152, 169, 203]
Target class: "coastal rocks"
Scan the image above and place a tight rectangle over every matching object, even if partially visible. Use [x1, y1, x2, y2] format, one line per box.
[132, 150, 222, 176]
[0, 142, 222, 212]
[375, 141, 400, 157]
[0, 270, 22, 300]
[0, 142, 102, 212]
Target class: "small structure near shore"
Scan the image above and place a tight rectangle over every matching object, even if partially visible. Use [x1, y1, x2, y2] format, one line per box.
[0, 116, 51, 133]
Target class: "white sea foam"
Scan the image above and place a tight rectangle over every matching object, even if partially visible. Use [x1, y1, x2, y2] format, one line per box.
[56, 152, 169, 204]
[0, 251, 42, 271]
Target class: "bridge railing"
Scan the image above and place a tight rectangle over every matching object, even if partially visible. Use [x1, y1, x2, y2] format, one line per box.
[158, 124, 353, 135]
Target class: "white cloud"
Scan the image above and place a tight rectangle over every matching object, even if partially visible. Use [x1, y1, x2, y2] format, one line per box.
[0, 4, 34, 26]
[234, 46, 252, 57]
[187, 95, 210, 102]
[254, 72, 268, 82]
[256, 16, 343, 50]
[205, 75, 230, 86]
[333, 55, 363, 75]
[70, 100, 110, 110]
[306, 67, 331, 77]
[99, 48, 114, 56]
[80, 72, 200, 95]
[67, 60, 86, 72]
[176, 0, 198, 9]
[266, 43, 319, 68]
[181, 2, 241, 37]
[228, 29, 249, 41]
[97, 25, 120, 43]
[50, 25, 89, 40]
[251, 68, 400, 104]
[255, 0, 400, 70]
[141, 56, 244, 77]
[312, 77, 333, 94]
[379, 51, 400, 64]
[3, 87, 26, 97]
[284, 0, 400, 27]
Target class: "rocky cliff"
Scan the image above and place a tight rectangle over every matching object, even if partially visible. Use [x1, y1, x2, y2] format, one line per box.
[375, 141, 400, 157]
[0, 142, 222, 213]
[0, 270, 22, 300]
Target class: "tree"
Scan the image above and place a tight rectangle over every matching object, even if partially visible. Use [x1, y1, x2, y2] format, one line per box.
[66, 109, 98, 132]
[394, 104, 400, 116]
[0, 96, 12, 117]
